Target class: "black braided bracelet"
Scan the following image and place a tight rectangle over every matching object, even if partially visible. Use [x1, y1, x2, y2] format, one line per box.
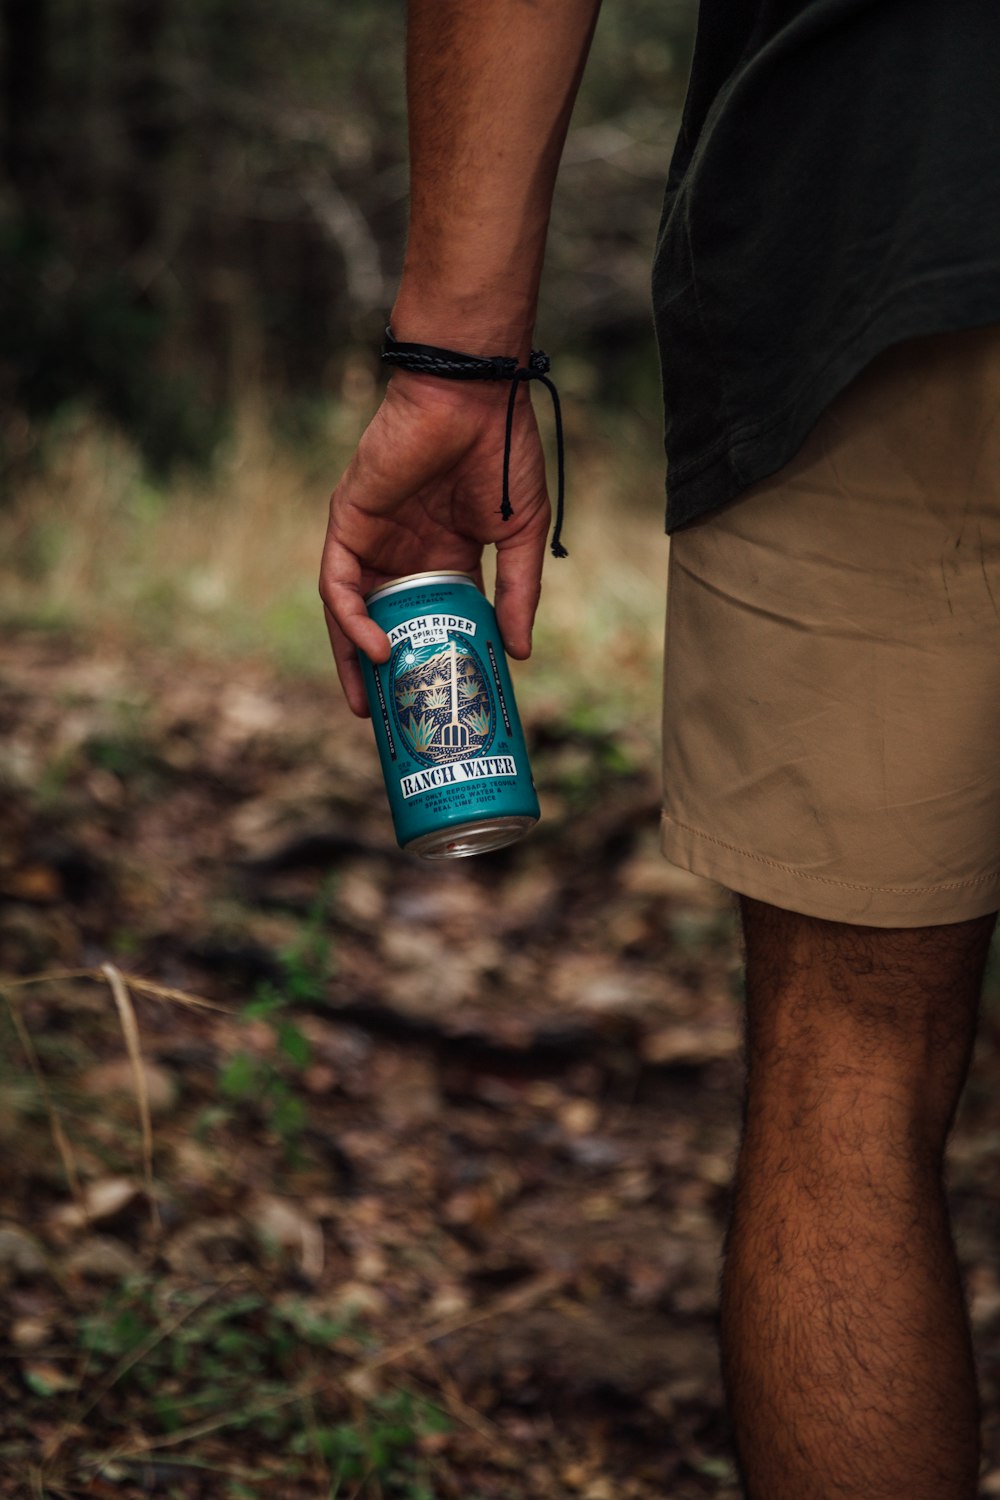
[381, 326, 567, 559]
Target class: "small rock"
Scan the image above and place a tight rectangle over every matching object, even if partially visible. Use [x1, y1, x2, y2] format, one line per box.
[375, 1054, 440, 1130]
[2, 864, 62, 902]
[331, 1281, 388, 1319]
[218, 683, 283, 740]
[558, 1099, 600, 1137]
[968, 1265, 1000, 1328]
[336, 866, 385, 925]
[0, 1224, 49, 1278]
[582, 1481, 614, 1500]
[163, 1218, 249, 1278]
[697, 1152, 733, 1187]
[581, 1193, 617, 1223]
[621, 851, 722, 902]
[525, 1082, 562, 1110]
[641, 1024, 738, 1066]
[0, 904, 77, 970]
[566, 1137, 625, 1170]
[12, 1316, 52, 1350]
[303, 1064, 337, 1095]
[50, 1177, 139, 1231]
[81, 1059, 179, 1116]
[443, 1188, 496, 1229]
[63, 1236, 142, 1281]
[23, 1360, 77, 1395]
[355, 1247, 388, 1282]
[425, 1285, 470, 1320]
[250, 1195, 324, 1279]
[342, 1365, 380, 1400]
[170, 1138, 219, 1187]
[85, 768, 126, 808]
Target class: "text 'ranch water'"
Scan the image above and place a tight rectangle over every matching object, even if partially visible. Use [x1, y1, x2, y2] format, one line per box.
[360, 571, 540, 858]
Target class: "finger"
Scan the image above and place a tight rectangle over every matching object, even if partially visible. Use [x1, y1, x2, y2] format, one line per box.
[324, 603, 371, 718]
[493, 512, 549, 659]
[318, 531, 392, 664]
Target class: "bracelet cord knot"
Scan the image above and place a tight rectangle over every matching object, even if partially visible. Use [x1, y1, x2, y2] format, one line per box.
[380, 327, 567, 559]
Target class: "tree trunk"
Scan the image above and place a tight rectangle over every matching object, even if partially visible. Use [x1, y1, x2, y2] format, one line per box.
[2, 0, 50, 216]
[117, 0, 172, 278]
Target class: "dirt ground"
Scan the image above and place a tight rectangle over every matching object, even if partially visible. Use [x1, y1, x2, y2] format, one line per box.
[3, 625, 1000, 1498]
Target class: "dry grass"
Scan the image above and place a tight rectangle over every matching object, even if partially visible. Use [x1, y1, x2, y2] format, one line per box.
[0, 388, 670, 728]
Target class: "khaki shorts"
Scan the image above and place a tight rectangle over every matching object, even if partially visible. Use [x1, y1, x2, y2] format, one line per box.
[661, 325, 1000, 927]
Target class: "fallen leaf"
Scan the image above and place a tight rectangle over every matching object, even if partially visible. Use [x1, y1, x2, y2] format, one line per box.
[24, 1361, 78, 1396]
[63, 1235, 142, 1280]
[558, 1099, 600, 1137]
[641, 1024, 739, 1066]
[50, 1176, 139, 1230]
[0, 1224, 49, 1278]
[330, 1281, 388, 1319]
[1, 864, 62, 902]
[11, 1314, 53, 1349]
[250, 1194, 324, 1279]
[81, 1059, 178, 1116]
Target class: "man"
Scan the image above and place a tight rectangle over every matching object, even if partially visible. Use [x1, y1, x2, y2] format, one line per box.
[320, 3, 1000, 1496]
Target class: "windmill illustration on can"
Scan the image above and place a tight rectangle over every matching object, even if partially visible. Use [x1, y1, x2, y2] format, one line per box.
[439, 639, 469, 751]
[360, 571, 540, 858]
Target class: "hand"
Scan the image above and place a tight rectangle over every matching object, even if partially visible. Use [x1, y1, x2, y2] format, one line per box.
[319, 370, 551, 716]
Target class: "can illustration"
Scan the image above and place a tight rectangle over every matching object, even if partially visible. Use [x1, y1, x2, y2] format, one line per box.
[360, 571, 540, 857]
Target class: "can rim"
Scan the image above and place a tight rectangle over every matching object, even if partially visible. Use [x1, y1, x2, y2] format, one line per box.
[364, 570, 478, 605]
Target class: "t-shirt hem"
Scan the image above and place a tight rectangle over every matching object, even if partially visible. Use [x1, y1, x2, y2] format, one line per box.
[663, 277, 1000, 534]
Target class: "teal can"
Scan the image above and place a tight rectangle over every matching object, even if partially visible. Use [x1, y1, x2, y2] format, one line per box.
[361, 571, 540, 858]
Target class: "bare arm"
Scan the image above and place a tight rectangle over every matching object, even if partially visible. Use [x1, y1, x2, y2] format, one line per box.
[396, 0, 603, 353]
[321, 0, 602, 715]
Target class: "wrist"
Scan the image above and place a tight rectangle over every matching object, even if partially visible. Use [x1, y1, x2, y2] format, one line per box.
[390, 286, 536, 365]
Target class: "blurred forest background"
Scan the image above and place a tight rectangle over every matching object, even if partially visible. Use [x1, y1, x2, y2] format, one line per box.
[7, 5, 1000, 1500]
[0, 0, 697, 674]
[1, 0, 696, 462]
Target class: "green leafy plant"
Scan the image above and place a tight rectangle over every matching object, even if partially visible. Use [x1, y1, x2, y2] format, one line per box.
[218, 883, 336, 1161]
[42, 1281, 450, 1496]
[402, 713, 438, 754]
[291, 1389, 451, 1498]
[467, 708, 491, 737]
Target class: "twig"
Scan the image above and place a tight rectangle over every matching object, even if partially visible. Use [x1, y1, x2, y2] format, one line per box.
[120, 975, 233, 1014]
[345, 1389, 382, 1500]
[386, 1363, 506, 1454]
[0, 966, 232, 1013]
[344, 1461, 378, 1500]
[347, 1270, 565, 1378]
[101, 964, 160, 1234]
[85, 1373, 323, 1462]
[94, 1453, 268, 1482]
[0, 967, 100, 989]
[55, 1277, 239, 1455]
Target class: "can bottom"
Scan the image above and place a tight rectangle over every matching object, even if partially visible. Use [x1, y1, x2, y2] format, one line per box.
[404, 816, 537, 860]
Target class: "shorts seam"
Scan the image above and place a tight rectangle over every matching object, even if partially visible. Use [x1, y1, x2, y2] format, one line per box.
[661, 811, 1000, 896]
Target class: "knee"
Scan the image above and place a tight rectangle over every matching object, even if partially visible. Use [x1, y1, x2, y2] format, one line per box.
[737, 897, 992, 1142]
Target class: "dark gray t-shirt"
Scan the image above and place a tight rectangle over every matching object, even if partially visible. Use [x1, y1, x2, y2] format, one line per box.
[653, 0, 1000, 532]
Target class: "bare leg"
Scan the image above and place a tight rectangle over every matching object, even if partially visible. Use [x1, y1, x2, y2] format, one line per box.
[721, 896, 994, 1500]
